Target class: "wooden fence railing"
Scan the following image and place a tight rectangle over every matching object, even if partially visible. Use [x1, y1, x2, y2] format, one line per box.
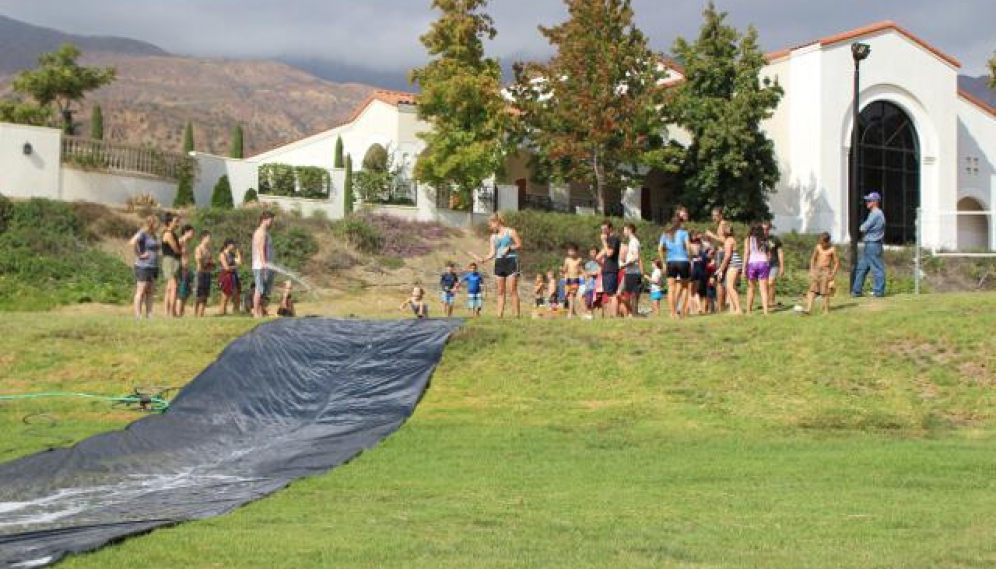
[61, 137, 188, 181]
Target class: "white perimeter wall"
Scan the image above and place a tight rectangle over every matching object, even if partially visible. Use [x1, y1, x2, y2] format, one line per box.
[61, 168, 176, 206]
[193, 153, 258, 207]
[0, 123, 61, 199]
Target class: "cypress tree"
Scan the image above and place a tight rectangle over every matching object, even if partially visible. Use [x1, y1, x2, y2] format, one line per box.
[183, 122, 195, 153]
[229, 125, 244, 159]
[344, 154, 354, 214]
[211, 175, 234, 209]
[334, 136, 344, 169]
[90, 104, 103, 140]
[173, 171, 195, 208]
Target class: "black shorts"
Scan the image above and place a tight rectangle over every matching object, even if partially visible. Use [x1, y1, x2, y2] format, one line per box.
[196, 271, 212, 300]
[494, 256, 519, 278]
[135, 266, 158, 283]
[601, 271, 619, 296]
[623, 272, 642, 294]
[667, 261, 691, 281]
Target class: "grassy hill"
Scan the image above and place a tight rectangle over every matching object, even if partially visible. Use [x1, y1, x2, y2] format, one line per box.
[1, 294, 995, 568]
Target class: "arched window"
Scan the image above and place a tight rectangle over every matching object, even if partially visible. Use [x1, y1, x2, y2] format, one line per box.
[857, 101, 920, 244]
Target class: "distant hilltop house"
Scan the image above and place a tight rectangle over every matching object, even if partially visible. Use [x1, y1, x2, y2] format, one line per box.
[1, 21, 994, 250]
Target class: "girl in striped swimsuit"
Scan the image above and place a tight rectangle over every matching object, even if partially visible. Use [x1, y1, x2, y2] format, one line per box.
[717, 221, 743, 315]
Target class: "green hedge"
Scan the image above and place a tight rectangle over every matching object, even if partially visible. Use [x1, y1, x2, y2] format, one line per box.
[259, 163, 331, 199]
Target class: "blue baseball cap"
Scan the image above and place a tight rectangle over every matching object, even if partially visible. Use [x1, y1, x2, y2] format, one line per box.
[864, 192, 882, 202]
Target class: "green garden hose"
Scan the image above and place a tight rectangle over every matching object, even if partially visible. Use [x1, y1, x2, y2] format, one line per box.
[0, 391, 170, 412]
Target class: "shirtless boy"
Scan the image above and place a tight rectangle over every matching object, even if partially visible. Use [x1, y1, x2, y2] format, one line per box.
[562, 243, 584, 318]
[801, 232, 840, 314]
[194, 230, 214, 317]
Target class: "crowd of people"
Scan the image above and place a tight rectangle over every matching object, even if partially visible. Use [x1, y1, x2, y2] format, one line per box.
[419, 194, 888, 320]
[129, 194, 889, 322]
[128, 211, 295, 320]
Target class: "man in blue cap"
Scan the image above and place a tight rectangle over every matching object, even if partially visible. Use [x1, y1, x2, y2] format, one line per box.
[851, 191, 886, 297]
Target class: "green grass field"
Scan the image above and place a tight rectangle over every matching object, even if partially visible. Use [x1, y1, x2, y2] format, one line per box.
[2, 294, 995, 568]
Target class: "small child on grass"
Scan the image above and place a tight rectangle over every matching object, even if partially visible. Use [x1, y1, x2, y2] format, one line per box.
[562, 244, 584, 318]
[533, 274, 546, 308]
[440, 262, 459, 318]
[800, 232, 840, 315]
[460, 262, 485, 317]
[649, 258, 664, 317]
[400, 286, 429, 319]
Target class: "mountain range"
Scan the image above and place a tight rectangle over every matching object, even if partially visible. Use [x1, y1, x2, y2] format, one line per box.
[0, 15, 380, 156]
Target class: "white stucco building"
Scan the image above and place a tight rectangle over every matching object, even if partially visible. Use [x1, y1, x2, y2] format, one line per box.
[759, 21, 996, 250]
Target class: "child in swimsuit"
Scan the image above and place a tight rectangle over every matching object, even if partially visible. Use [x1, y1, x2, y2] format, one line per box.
[400, 286, 429, 319]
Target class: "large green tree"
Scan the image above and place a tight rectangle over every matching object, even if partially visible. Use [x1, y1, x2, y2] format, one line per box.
[670, 3, 783, 221]
[409, 0, 508, 212]
[511, 0, 668, 214]
[10, 44, 116, 135]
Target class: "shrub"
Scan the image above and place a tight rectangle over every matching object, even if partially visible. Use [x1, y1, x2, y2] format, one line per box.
[362, 144, 388, 171]
[259, 163, 296, 197]
[174, 173, 195, 208]
[272, 225, 320, 271]
[296, 166, 331, 199]
[92, 213, 140, 241]
[125, 193, 160, 216]
[0, 193, 13, 234]
[0, 198, 131, 310]
[332, 216, 383, 254]
[211, 175, 234, 209]
[243, 188, 259, 203]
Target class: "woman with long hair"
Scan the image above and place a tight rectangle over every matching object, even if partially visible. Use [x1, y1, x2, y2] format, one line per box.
[716, 221, 743, 315]
[129, 215, 160, 319]
[743, 223, 771, 315]
[474, 213, 522, 318]
[658, 213, 692, 319]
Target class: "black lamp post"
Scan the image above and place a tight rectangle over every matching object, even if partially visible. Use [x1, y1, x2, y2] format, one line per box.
[849, 42, 871, 289]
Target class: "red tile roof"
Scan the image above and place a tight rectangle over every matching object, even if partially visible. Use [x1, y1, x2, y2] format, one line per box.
[959, 88, 996, 118]
[765, 21, 961, 69]
[347, 89, 419, 122]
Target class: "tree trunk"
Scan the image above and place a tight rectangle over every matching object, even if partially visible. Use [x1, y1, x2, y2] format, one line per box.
[593, 150, 606, 215]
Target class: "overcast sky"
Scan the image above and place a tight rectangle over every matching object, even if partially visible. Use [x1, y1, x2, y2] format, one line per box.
[1, 0, 993, 81]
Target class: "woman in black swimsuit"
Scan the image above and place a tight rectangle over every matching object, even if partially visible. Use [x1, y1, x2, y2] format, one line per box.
[474, 213, 523, 318]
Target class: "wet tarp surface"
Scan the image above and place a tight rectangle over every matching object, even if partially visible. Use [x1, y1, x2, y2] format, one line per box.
[0, 318, 461, 568]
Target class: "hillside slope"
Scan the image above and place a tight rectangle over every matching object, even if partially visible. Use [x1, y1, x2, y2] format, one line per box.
[0, 15, 377, 155]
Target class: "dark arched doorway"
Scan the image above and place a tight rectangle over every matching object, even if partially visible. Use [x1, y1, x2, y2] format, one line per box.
[856, 101, 920, 244]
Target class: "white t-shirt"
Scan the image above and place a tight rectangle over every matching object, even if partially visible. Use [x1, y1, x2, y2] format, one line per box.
[650, 267, 663, 294]
[624, 236, 641, 274]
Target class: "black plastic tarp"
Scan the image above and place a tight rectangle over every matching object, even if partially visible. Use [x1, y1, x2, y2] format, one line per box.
[0, 318, 461, 568]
